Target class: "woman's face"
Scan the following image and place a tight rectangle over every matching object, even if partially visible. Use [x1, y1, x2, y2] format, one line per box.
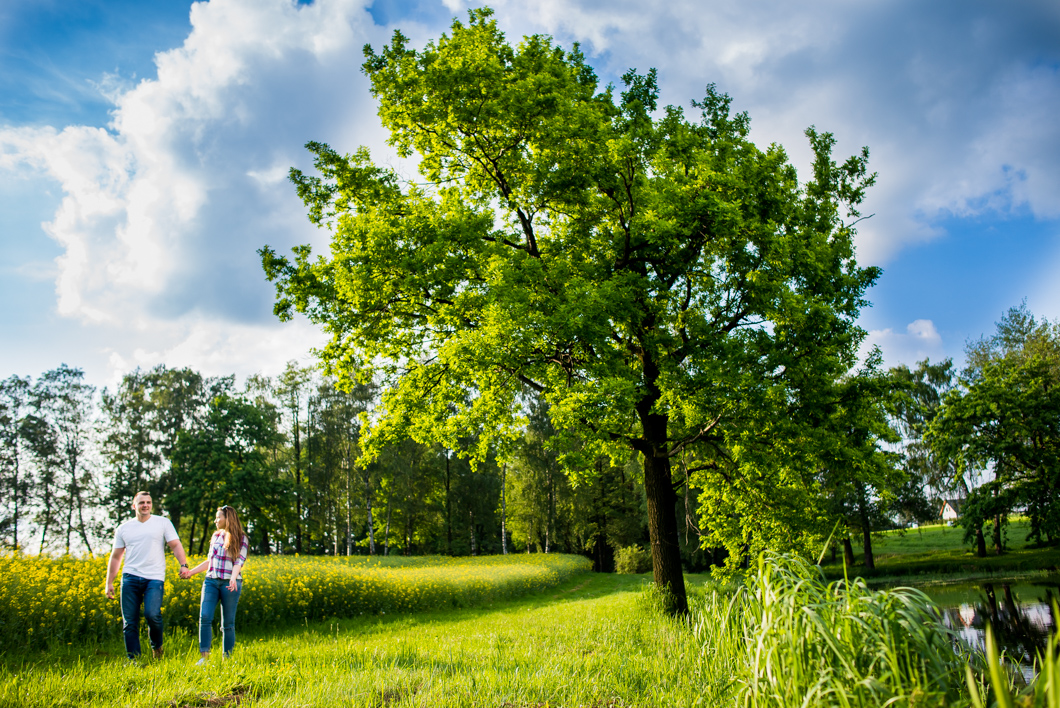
[215, 510, 227, 530]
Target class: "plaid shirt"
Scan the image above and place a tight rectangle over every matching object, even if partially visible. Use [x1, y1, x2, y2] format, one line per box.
[205, 530, 249, 579]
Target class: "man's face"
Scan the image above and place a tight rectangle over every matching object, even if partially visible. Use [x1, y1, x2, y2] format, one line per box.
[132, 494, 153, 516]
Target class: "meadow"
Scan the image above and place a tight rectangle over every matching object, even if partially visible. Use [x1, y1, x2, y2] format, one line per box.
[2, 552, 1057, 707]
[0, 552, 590, 650]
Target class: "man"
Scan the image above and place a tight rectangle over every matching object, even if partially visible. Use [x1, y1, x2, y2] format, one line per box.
[105, 491, 190, 660]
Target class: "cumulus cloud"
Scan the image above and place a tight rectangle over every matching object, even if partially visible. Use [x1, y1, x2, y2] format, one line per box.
[490, 0, 1060, 265]
[1, 0, 395, 381]
[865, 319, 946, 368]
[101, 315, 327, 389]
[1, 0, 1057, 384]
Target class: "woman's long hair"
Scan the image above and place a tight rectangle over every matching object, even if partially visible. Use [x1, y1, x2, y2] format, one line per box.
[219, 506, 246, 558]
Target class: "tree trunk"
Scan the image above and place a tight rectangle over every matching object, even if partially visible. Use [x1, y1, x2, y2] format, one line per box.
[197, 509, 210, 554]
[383, 490, 392, 556]
[469, 510, 477, 556]
[634, 348, 688, 616]
[545, 468, 553, 554]
[76, 484, 93, 556]
[64, 490, 74, 555]
[641, 449, 687, 615]
[445, 450, 452, 555]
[861, 526, 874, 570]
[187, 512, 197, 557]
[364, 468, 375, 555]
[294, 414, 302, 554]
[500, 464, 508, 555]
[993, 513, 1003, 555]
[345, 448, 352, 556]
[975, 526, 987, 557]
[12, 454, 19, 550]
[842, 537, 856, 567]
[856, 482, 874, 570]
[634, 371, 687, 615]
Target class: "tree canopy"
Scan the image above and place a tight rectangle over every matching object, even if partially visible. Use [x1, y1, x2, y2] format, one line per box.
[261, 9, 879, 613]
[930, 304, 1060, 550]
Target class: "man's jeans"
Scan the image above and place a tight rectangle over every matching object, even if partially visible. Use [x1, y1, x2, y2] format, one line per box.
[199, 577, 242, 655]
[120, 573, 164, 658]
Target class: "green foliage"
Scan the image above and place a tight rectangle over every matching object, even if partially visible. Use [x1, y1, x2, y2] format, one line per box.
[167, 392, 285, 554]
[930, 305, 1060, 548]
[889, 357, 961, 512]
[263, 8, 880, 613]
[614, 544, 652, 574]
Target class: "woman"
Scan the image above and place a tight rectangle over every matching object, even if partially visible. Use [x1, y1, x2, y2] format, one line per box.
[182, 505, 248, 663]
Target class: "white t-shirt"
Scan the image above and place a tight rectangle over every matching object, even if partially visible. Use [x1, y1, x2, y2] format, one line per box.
[112, 515, 180, 581]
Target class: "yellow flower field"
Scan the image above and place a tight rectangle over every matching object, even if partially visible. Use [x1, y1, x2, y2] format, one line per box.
[0, 553, 590, 649]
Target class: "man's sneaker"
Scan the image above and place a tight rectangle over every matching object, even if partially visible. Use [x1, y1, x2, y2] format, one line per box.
[152, 647, 163, 659]
[195, 657, 207, 666]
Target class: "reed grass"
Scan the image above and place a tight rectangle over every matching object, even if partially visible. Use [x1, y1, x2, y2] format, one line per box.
[687, 553, 973, 707]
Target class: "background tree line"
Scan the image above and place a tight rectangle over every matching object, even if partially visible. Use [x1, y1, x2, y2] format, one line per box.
[0, 361, 656, 566]
[1, 311, 1054, 567]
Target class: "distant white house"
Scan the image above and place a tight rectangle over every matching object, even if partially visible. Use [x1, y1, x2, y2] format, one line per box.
[940, 499, 963, 521]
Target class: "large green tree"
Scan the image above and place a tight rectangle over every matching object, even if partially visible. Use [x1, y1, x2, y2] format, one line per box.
[261, 10, 878, 613]
[168, 393, 284, 553]
[930, 305, 1060, 551]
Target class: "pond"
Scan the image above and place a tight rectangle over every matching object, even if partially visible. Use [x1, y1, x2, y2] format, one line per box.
[919, 575, 1060, 680]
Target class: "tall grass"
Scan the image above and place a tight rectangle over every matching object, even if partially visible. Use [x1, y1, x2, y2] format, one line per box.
[967, 617, 1060, 708]
[687, 553, 973, 706]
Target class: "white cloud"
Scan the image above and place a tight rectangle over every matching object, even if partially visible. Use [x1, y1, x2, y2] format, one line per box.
[102, 315, 327, 390]
[489, 0, 1060, 266]
[0, 0, 392, 382]
[1, 0, 1057, 385]
[865, 319, 946, 368]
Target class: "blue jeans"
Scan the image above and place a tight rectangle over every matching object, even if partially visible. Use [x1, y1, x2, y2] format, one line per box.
[120, 574, 164, 658]
[199, 576, 242, 655]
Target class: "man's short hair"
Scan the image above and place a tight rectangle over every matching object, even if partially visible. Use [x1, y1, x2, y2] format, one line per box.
[133, 491, 152, 502]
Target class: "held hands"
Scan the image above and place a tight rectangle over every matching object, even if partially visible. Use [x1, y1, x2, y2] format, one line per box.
[179, 568, 191, 580]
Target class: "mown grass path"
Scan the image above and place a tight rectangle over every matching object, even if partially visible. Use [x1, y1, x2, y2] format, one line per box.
[2, 572, 701, 707]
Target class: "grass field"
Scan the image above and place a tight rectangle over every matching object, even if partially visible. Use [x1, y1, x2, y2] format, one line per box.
[4, 553, 1050, 707]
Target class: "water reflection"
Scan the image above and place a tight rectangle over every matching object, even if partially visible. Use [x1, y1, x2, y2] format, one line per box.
[935, 580, 1059, 677]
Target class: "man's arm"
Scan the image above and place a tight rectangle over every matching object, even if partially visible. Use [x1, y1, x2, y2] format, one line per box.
[105, 548, 124, 599]
[167, 538, 189, 569]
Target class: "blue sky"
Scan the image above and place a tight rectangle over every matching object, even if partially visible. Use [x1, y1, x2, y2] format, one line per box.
[1, 0, 1058, 389]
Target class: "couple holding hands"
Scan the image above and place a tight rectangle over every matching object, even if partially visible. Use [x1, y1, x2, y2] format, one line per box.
[105, 492, 249, 664]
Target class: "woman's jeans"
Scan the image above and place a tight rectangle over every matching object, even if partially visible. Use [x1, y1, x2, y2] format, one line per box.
[199, 576, 242, 655]
[121, 573, 164, 658]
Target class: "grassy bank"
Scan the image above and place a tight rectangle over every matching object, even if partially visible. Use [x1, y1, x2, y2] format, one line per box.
[821, 520, 1060, 583]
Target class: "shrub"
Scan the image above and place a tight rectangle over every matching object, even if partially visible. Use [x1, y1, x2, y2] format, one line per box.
[614, 545, 652, 574]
